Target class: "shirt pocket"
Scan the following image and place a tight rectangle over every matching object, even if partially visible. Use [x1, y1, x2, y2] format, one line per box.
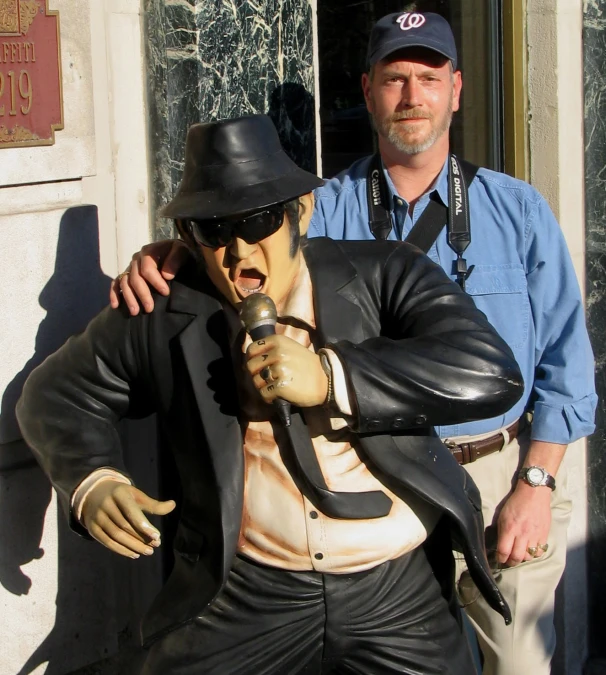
[464, 264, 529, 350]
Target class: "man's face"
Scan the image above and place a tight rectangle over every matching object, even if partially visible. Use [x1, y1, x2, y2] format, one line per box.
[362, 48, 462, 155]
[200, 193, 313, 311]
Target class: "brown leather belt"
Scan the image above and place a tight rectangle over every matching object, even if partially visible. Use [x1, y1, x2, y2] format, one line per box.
[445, 418, 523, 466]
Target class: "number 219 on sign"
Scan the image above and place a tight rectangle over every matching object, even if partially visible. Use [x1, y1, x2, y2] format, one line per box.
[0, 70, 33, 116]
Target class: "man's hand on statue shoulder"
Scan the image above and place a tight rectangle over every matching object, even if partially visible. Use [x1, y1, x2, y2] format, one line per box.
[246, 335, 329, 408]
[110, 239, 189, 315]
[82, 480, 176, 559]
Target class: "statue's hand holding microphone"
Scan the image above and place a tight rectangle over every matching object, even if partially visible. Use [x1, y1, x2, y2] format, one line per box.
[241, 294, 393, 521]
[240, 294, 330, 422]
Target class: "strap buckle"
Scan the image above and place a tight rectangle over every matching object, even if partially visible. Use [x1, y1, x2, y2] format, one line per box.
[453, 256, 475, 291]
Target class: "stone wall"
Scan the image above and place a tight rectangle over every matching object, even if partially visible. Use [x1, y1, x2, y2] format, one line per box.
[144, 0, 316, 239]
[0, 2, 158, 673]
[584, 0, 606, 672]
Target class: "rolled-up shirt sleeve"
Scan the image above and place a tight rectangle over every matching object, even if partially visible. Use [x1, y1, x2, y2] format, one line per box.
[525, 196, 597, 444]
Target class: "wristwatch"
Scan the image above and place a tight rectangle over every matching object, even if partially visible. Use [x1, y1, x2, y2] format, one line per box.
[517, 466, 556, 490]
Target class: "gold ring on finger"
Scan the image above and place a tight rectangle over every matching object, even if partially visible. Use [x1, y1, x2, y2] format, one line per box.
[527, 546, 538, 557]
[539, 543, 548, 553]
[117, 269, 130, 282]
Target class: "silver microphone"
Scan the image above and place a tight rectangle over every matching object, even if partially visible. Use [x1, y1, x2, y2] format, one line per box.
[239, 294, 291, 426]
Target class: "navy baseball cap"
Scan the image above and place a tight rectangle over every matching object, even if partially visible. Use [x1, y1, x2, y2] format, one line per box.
[367, 12, 457, 69]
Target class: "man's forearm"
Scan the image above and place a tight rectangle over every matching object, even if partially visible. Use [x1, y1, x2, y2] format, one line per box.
[521, 440, 567, 478]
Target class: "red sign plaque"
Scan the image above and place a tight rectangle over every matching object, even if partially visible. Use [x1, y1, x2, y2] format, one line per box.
[0, 0, 63, 148]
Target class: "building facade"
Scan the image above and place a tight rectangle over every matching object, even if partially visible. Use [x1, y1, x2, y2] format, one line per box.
[0, 1, 603, 673]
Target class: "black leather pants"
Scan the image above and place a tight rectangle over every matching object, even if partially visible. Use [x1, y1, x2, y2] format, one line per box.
[141, 547, 476, 675]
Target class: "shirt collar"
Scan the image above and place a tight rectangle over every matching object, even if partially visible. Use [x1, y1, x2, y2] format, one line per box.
[381, 156, 450, 208]
[278, 255, 316, 330]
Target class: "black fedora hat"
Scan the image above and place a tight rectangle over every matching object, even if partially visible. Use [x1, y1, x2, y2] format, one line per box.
[160, 115, 324, 221]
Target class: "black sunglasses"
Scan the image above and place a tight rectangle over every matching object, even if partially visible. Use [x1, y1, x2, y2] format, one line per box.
[182, 204, 286, 249]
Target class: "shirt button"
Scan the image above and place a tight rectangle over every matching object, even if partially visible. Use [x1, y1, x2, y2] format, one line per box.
[396, 198, 404, 206]
[309, 511, 319, 519]
[314, 552, 324, 561]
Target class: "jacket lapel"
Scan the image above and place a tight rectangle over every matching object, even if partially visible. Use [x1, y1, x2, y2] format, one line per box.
[169, 277, 244, 578]
[307, 240, 484, 552]
[304, 239, 366, 346]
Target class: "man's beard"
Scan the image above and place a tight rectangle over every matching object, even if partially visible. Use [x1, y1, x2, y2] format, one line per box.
[371, 94, 453, 155]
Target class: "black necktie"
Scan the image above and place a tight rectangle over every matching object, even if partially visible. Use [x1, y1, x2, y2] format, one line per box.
[278, 408, 392, 520]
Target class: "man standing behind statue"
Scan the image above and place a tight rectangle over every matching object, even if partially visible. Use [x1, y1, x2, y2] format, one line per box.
[18, 115, 524, 674]
[115, 13, 597, 675]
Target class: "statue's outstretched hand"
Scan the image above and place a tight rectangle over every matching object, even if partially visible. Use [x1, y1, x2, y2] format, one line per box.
[82, 481, 176, 559]
[110, 239, 190, 315]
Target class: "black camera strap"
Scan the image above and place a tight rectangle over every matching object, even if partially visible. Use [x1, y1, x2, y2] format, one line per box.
[366, 153, 479, 290]
[367, 153, 394, 241]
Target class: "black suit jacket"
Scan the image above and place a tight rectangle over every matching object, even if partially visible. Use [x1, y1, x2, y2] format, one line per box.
[17, 238, 523, 644]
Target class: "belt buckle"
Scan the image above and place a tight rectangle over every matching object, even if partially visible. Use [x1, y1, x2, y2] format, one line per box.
[444, 440, 458, 449]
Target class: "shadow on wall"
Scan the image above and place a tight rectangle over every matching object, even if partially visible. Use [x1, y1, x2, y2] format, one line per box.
[0, 206, 110, 599]
[267, 82, 316, 174]
[0, 207, 161, 675]
[0, 205, 111, 446]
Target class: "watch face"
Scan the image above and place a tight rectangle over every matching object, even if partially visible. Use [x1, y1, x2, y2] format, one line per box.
[527, 467, 545, 486]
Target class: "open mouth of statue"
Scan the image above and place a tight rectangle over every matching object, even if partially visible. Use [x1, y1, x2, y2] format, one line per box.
[234, 268, 266, 296]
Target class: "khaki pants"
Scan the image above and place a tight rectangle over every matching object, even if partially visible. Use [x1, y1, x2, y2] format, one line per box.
[453, 428, 572, 675]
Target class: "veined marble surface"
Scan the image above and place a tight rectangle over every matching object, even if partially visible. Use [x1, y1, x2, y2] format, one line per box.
[144, 0, 316, 239]
[584, 0, 606, 664]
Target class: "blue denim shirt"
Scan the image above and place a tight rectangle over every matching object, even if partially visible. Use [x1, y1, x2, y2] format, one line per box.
[309, 156, 597, 443]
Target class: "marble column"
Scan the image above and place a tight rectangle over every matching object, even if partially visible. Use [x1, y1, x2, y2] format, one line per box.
[144, 0, 316, 239]
[584, 2, 606, 672]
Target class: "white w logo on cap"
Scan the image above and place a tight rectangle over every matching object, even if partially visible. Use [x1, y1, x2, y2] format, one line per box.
[396, 13, 426, 31]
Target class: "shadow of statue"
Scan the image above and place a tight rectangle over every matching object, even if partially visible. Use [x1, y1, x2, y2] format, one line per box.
[267, 81, 316, 174]
[0, 206, 162, 674]
[0, 205, 111, 599]
[0, 205, 111, 445]
[0, 447, 50, 596]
